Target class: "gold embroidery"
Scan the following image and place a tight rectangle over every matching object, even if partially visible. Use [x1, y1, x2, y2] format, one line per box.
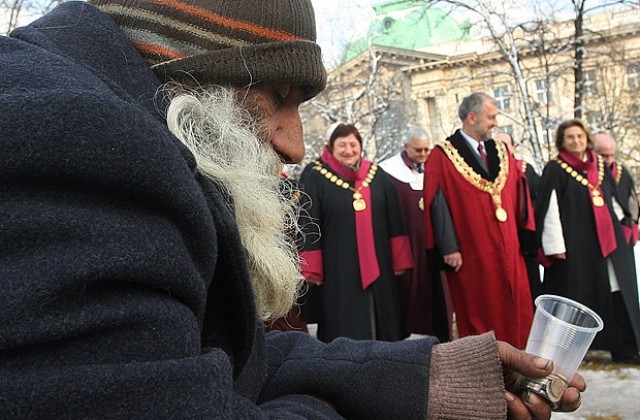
[615, 165, 623, 185]
[439, 141, 510, 222]
[313, 161, 378, 212]
[554, 156, 605, 207]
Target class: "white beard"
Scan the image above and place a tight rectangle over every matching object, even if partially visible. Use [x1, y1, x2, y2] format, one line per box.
[164, 84, 302, 321]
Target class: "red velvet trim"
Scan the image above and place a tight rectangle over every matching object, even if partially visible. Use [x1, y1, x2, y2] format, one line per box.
[299, 249, 324, 284]
[623, 225, 632, 244]
[355, 177, 380, 289]
[558, 150, 617, 257]
[516, 158, 536, 231]
[537, 248, 555, 268]
[622, 223, 639, 245]
[390, 235, 413, 271]
[610, 162, 618, 180]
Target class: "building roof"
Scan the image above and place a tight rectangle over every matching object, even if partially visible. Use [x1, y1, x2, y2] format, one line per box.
[344, 0, 469, 62]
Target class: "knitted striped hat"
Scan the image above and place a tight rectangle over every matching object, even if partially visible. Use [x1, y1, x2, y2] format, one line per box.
[89, 0, 327, 101]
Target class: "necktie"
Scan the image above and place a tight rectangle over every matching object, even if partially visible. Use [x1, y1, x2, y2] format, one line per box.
[416, 163, 424, 174]
[477, 143, 488, 166]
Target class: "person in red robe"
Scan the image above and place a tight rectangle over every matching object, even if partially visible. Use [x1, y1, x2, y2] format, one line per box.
[423, 93, 535, 349]
[379, 128, 450, 341]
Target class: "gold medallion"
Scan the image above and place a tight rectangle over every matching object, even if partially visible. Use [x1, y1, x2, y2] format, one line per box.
[313, 161, 378, 214]
[353, 198, 366, 212]
[495, 207, 508, 222]
[592, 195, 605, 207]
[555, 156, 607, 211]
[418, 197, 424, 211]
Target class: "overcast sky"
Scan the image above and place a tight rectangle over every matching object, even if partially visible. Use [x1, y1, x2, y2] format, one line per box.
[311, 0, 378, 66]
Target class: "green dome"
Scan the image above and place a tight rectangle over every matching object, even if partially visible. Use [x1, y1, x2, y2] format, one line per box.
[344, 0, 469, 62]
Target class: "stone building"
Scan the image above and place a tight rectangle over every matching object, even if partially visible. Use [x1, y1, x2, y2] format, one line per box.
[299, 0, 640, 177]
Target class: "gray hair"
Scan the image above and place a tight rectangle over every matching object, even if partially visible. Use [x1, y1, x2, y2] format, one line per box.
[405, 127, 430, 144]
[458, 92, 496, 121]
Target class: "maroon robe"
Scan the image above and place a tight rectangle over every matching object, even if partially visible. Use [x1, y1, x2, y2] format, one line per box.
[423, 130, 534, 349]
[380, 152, 450, 340]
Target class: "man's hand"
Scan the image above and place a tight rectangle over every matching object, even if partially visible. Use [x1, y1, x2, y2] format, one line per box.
[498, 341, 585, 419]
[443, 251, 462, 271]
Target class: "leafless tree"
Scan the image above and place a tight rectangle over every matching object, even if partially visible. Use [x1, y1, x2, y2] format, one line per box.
[296, 41, 411, 177]
[1, 0, 65, 35]
[428, 0, 638, 167]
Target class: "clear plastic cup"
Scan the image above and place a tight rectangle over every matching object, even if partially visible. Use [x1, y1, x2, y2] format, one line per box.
[525, 294, 604, 383]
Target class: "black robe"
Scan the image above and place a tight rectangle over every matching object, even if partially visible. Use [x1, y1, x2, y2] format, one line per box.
[536, 158, 640, 352]
[298, 155, 412, 342]
[520, 161, 543, 303]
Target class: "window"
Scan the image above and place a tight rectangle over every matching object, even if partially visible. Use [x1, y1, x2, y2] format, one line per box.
[582, 70, 598, 96]
[493, 86, 511, 111]
[627, 64, 640, 90]
[534, 79, 553, 104]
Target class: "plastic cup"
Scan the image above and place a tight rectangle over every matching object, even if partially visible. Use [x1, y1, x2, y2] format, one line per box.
[526, 294, 604, 381]
[519, 294, 604, 406]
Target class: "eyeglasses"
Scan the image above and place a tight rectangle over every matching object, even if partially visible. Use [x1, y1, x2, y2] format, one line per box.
[411, 147, 432, 153]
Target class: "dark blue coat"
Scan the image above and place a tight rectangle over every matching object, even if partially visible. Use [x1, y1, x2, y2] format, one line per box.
[0, 2, 433, 418]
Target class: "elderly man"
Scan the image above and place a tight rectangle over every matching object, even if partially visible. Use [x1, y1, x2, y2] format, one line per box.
[0, 2, 582, 418]
[595, 133, 640, 248]
[380, 128, 449, 341]
[423, 93, 535, 349]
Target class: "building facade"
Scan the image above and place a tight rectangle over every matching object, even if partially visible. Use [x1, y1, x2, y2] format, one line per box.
[299, 4, 640, 178]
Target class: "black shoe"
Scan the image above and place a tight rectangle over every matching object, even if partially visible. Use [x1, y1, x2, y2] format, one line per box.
[612, 353, 640, 365]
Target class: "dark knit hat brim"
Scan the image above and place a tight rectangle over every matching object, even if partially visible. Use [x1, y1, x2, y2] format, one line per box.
[151, 40, 326, 101]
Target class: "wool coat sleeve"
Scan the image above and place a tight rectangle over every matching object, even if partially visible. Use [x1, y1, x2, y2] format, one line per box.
[0, 16, 342, 417]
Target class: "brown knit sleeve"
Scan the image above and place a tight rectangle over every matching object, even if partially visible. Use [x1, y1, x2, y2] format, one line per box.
[427, 332, 507, 419]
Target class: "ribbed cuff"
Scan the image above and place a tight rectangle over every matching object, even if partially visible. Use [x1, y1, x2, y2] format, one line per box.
[427, 332, 506, 419]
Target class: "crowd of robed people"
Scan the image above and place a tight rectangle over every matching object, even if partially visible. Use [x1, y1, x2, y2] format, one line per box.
[294, 93, 640, 368]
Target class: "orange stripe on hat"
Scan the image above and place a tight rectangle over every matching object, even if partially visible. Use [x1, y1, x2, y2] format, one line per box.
[153, 0, 303, 42]
[132, 40, 187, 60]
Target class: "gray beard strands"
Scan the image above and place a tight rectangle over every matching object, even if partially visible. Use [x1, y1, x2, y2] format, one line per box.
[165, 84, 302, 320]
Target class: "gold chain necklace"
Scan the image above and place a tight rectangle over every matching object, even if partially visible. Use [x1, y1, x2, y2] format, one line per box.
[312, 161, 378, 212]
[554, 156, 605, 207]
[440, 141, 510, 222]
[615, 165, 622, 185]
